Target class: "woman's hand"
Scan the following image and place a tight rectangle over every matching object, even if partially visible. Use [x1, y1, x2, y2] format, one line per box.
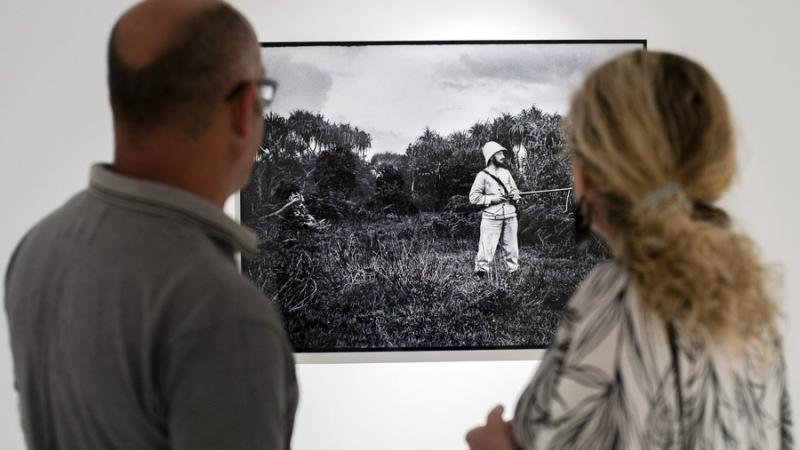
[465, 405, 519, 450]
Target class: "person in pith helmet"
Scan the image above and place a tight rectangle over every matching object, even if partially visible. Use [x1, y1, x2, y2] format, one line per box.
[469, 141, 522, 278]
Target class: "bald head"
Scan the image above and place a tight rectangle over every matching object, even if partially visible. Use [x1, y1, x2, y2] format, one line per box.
[113, 0, 221, 68]
[108, 0, 261, 137]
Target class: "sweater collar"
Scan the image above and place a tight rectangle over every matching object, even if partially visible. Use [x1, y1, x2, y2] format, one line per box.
[88, 163, 257, 256]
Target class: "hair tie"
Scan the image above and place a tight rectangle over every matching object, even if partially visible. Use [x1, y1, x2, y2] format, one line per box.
[644, 182, 688, 207]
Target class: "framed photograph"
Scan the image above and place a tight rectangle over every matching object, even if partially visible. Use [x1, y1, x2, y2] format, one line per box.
[240, 40, 645, 353]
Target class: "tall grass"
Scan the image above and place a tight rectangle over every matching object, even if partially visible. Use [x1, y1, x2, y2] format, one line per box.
[245, 214, 605, 351]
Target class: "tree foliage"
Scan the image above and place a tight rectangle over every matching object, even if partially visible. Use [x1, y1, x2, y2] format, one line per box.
[242, 105, 571, 223]
[402, 105, 569, 212]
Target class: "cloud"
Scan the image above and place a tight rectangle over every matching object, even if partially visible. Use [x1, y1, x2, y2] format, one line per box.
[258, 43, 641, 154]
[367, 128, 406, 140]
[440, 79, 483, 91]
[365, 127, 414, 155]
[458, 52, 588, 83]
[436, 44, 632, 90]
[263, 52, 334, 114]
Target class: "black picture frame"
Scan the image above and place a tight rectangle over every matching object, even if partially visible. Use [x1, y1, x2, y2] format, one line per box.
[241, 39, 646, 354]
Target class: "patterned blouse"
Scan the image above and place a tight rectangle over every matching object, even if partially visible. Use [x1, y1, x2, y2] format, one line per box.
[513, 261, 793, 450]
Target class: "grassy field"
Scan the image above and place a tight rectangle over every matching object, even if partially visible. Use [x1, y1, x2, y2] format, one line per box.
[245, 213, 604, 351]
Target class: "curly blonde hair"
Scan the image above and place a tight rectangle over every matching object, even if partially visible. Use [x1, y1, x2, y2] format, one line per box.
[568, 50, 779, 355]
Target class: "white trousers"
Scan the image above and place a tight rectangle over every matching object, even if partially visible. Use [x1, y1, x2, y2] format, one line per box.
[474, 216, 519, 273]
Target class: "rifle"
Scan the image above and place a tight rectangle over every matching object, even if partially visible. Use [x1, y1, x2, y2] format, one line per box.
[502, 187, 573, 212]
[513, 187, 573, 196]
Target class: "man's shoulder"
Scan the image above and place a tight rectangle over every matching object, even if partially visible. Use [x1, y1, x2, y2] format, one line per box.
[17, 188, 218, 270]
[9, 189, 281, 334]
[159, 258, 285, 337]
[495, 167, 514, 177]
[471, 169, 490, 187]
[475, 167, 508, 179]
[480, 166, 512, 177]
[24, 190, 91, 233]
[7, 190, 91, 267]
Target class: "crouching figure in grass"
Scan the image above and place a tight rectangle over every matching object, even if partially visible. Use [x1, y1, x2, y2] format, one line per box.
[469, 141, 522, 278]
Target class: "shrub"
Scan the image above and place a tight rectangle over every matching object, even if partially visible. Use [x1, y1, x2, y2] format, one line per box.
[443, 194, 483, 214]
[305, 191, 360, 222]
[369, 165, 419, 215]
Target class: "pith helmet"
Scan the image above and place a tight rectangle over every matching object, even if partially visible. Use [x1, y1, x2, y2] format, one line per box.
[482, 141, 507, 166]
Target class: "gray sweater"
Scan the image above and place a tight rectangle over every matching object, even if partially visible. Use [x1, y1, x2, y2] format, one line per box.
[5, 164, 298, 450]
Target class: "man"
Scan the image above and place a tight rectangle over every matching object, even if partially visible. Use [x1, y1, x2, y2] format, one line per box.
[469, 141, 522, 278]
[4, 1, 297, 449]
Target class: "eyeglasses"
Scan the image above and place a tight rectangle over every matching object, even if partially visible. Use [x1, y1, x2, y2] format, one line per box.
[224, 78, 278, 115]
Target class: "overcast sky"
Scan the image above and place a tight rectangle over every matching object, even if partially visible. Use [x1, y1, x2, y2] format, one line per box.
[262, 42, 641, 157]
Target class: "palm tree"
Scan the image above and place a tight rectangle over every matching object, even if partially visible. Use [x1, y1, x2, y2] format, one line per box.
[287, 110, 317, 154]
[447, 130, 471, 153]
[490, 113, 515, 153]
[356, 130, 372, 159]
[309, 113, 327, 154]
[469, 122, 491, 151]
[319, 119, 334, 152]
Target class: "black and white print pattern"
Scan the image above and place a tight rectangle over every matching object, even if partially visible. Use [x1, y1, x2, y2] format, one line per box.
[513, 261, 793, 450]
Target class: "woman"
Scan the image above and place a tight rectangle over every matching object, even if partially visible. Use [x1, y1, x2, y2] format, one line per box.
[466, 50, 793, 449]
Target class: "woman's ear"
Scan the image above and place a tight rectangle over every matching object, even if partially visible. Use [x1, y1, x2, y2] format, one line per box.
[571, 157, 591, 199]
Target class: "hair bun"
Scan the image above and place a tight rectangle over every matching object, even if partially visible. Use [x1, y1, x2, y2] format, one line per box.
[691, 201, 731, 227]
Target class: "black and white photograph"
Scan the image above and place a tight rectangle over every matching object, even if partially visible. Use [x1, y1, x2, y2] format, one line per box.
[241, 41, 644, 352]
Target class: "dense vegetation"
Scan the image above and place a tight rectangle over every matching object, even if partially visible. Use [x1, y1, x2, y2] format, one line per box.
[241, 106, 608, 351]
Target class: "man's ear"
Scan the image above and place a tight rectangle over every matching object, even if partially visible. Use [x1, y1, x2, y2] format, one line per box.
[228, 82, 256, 139]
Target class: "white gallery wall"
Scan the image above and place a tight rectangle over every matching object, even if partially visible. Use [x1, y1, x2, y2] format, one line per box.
[0, 0, 797, 449]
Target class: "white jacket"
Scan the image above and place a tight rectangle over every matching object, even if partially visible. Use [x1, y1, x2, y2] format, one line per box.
[468, 166, 519, 219]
